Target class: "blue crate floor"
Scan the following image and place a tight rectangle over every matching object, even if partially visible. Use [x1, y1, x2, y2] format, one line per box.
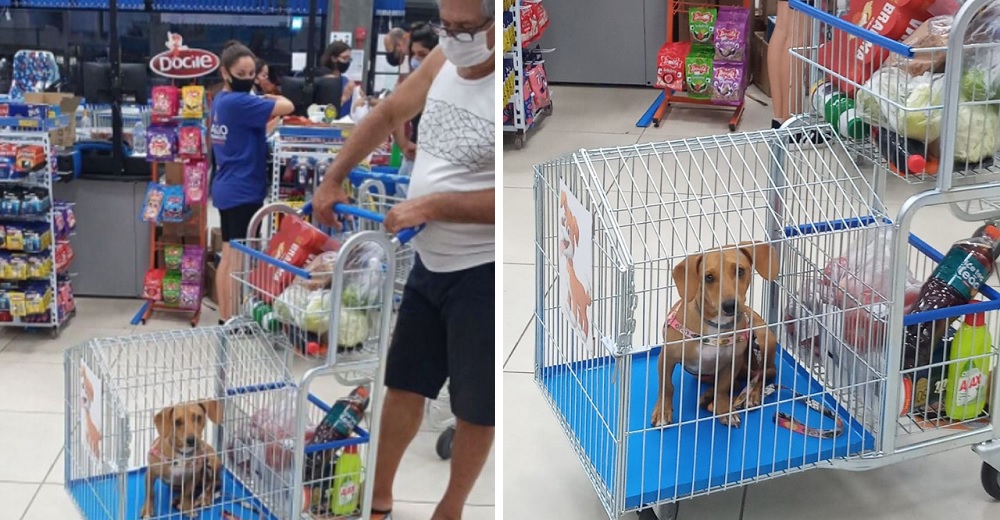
[68, 468, 277, 520]
[541, 346, 876, 509]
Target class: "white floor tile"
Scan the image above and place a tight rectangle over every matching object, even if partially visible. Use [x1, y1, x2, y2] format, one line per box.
[502, 132, 642, 189]
[0, 483, 39, 520]
[389, 501, 495, 520]
[1, 327, 128, 364]
[23, 484, 80, 520]
[503, 320, 534, 374]
[502, 187, 533, 265]
[44, 450, 64, 485]
[503, 264, 534, 363]
[70, 298, 144, 330]
[531, 85, 660, 137]
[0, 412, 63, 482]
[392, 430, 495, 507]
[0, 360, 64, 413]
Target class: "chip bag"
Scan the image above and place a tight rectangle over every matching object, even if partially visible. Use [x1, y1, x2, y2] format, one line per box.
[655, 41, 691, 90]
[251, 215, 340, 302]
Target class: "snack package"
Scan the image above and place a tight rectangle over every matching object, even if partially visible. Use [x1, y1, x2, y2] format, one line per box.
[293, 250, 340, 291]
[55, 240, 73, 272]
[140, 183, 165, 223]
[183, 159, 208, 204]
[715, 6, 749, 63]
[143, 269, 166, 301]
[159, 185, 186, 223]
[151, 86, 180, 121]
[180, 283, 201, 309]
[181, 246, 204, 284]
[888, 15, 952, 76]
[689, 7, 718, 44]
[146, 126, 177, 162]
[163, 271, 181, 306]
[5, 226, 22, 251]
[686, 49, 714, 99]
[251, 215, 340, 302]
[178, 126, 203, 160]
[655, 41, 691, 90]
[712, 61, 746, 105]
[164, 244, 183, 270]
[180, 86, 205, 119]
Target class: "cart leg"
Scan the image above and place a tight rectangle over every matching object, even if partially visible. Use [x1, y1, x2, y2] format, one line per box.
[636, 502, 679, 520]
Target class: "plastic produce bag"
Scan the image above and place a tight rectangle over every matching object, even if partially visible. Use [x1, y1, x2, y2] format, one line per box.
[342, 242, 386, 308]
[293, 250, 340, 291]
[337, 307, 370, 347]
[857, 67, 945, 143]
[948, 103, 1000, 163]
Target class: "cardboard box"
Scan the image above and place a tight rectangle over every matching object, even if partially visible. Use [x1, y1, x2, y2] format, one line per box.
[751, 31, 771, 97]
[210, 228, 222, 255]
[204, 262, 218, 305]
[164, 162, 184, 185]
[23, 93, 81, 148]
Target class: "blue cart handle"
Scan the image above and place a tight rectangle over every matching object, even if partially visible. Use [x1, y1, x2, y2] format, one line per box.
[300, 202, 423, 244]
[228, 241, 313, 280]
[789, 0, 915, 58]
[350, 167, 412, 186]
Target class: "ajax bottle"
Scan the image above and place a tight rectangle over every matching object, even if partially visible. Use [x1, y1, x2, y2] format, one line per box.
[945, 311, 993, 420]
[903, 225, 1000, 369]
[330, 444, 363, 515]
[811, 82, 868, 139]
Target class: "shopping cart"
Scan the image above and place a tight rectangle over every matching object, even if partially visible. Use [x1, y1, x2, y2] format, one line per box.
[62, 211, 409, 520]
[535, 3, 1000, 517]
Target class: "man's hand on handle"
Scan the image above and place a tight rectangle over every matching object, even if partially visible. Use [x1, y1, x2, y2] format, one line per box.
[312, 180, 352, 230]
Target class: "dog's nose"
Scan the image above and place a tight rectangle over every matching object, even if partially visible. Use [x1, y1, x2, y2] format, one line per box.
[185, 437, 197, 447]
[721, 300, 737, 315]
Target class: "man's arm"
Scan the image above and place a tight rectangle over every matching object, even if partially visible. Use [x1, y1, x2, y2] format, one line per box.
[427, 190, 495, 225]
[319, 48, 445, 188]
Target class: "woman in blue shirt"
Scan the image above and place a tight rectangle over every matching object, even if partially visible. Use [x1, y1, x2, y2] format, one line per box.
[318, 41, 358, 116]
[211, 43, 294, 322]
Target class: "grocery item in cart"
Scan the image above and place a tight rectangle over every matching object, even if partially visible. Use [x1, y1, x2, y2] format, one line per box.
[251, 214, 338, 301]
[817, 0, 934, 95]
[886, 15, 952, 76]
[945, 311, 993, 420]
[330, 444, 362, 515]
[305, 386, 369, 483]
[689, 7, 718, 44]
[655, 42, 690, 91]
[711, 61, 745, 105]
[685, 49, 713, 99]
[950, 103, 1000, 164]
[715, 6, 749, 62]
[903, 225, 1000, 370]
[856, 68, 944, 143]
[811, 82, 868, 139]
[874, 127, 938, 175]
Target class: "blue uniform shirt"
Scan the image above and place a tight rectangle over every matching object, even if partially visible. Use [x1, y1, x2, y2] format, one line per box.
[210, 91, 275, 210]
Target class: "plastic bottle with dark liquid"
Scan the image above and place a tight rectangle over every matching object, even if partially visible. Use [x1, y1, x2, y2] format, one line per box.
[903, 225, 1000, 370]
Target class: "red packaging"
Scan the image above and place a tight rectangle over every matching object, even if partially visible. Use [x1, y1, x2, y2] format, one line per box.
[143, 268, 166, 301]
[818, 0, 932, 95]
[178, 126, 203, 159]
[151, 86, 180, 122]
[251, 215, 340, 301]
[655, 41, 691, 90]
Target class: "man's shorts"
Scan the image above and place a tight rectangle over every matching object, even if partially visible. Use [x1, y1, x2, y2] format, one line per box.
[384, 255, 495, 426]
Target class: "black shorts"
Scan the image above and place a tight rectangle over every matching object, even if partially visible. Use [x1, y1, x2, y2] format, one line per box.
[385, 256, 495, 426]
[218, 203, 263, 243]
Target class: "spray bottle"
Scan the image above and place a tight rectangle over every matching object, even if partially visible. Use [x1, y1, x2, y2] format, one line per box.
[945, 311, 993, 420]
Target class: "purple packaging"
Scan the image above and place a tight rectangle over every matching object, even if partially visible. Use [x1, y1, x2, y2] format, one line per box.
[715, 6, 750, 63]
[712, 60, 746, 106]
[181, 246, 204, 284]
[180, 283, 201, 310]
[146, 126, 177, 163]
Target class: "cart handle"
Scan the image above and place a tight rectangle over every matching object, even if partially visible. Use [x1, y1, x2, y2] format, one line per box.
[301, 202, 423, 245]
[789, 0, 915, 59]
[350, 167, 411, 186]
[228, 241, 314, 280]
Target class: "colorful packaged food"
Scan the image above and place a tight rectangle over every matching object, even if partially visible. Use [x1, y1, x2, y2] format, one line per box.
[151, 86, 180, 121]
[178, 126, 203, 159]
[163, 271, 181, 305]
[251, 215, 340, 302]
[715, 6, 749, 63]
[143, 269, 166, 301]
[146, 125, 177, 162]
[181, 246, 204, 284]
[180, 283, 201, 309]
[712, 61, 746, 105]
[656, 41, 691, 91]
[164, 244, 183, 270]
[686, 49, 714, 99]
[159, 185, 186, 223]
[689, 7, 718, 44]
[140, 183, 165, 223]
[180, 86, 205, 119]
[183, 159, 208, 204]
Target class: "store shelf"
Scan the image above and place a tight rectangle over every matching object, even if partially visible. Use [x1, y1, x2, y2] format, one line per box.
[0, 115, 69, 131]
[504, 0, 553, 149]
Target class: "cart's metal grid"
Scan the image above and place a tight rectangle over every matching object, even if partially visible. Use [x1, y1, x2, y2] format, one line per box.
[534, 1, 1000, 517]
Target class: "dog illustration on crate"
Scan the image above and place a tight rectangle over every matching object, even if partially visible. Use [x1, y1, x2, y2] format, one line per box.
[650, 242, 780, 428]
[560, 191, 593, 337]
[80, 366, 102, 459]
[141, 401, 223, 518]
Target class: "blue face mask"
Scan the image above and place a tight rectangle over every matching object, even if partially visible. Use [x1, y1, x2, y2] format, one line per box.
[410, 56, 422, 70]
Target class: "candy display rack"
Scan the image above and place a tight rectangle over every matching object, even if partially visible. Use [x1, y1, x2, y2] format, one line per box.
[0, 126, 76, 337]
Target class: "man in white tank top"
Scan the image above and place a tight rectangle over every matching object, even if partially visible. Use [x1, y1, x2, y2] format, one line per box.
[314, 1, 494, 518]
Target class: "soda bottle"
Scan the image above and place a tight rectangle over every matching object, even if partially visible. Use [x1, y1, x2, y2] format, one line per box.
[945, 311, 993, 420]
[875, 127, 934, 176]
[311, 385, 370, 444]
[811, 82, 868, 139]
[903, 225, 1000, 369]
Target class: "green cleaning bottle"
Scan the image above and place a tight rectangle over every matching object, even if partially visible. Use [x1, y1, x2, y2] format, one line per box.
[330, 444, 363, 516]
[945, 311, 993, 420]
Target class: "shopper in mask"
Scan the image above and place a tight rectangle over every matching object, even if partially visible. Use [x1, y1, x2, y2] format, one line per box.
[312, 0, 494, 518]
[317, 41, 358, 116]
[383, 26, 411, 71]
[391, 21, 439, 181]
[210, 43, 294, 323]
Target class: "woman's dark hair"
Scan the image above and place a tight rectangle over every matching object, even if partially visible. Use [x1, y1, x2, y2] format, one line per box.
[221, 43, 256, 71]
[254, 57, 269, 76]
[409, 22, 439, 52]
[320, 41, 351, 70]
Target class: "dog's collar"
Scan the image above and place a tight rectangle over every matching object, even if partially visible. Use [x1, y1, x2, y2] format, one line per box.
[667, 304, 750, 346]
[150, 438, 202, 462]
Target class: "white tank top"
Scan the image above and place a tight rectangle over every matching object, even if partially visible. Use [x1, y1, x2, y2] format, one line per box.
[406, 61, 495, 273]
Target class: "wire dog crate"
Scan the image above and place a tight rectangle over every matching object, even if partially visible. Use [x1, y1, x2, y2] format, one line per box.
[535, 119, 1000, 518]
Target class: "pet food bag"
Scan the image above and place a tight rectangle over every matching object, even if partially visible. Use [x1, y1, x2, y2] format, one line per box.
[689, 7, 718, 44]
[712, 61, 746, 105]
[655, 41, 691, 90]
[715, 6, 750, 63]
[250, 215, 340, 302]
[686, 48, 714, 99]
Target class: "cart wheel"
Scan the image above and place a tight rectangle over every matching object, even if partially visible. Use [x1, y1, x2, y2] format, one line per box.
[636, 503, 678, 520]
[513, 134, 525, 150]
[982, 462, 1000, 500]
[436, 426, 455, 460]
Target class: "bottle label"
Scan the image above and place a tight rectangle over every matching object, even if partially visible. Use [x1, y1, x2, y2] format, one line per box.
[338, 481, 357, 506]
[955, 366, 983, 406]
[934, 249, 989, 300]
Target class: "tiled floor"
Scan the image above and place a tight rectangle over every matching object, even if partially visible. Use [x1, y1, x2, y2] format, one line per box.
[0, 298, 494, 519]
[502, 85, 1000, 519]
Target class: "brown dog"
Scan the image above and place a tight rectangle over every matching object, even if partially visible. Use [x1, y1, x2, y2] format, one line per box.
[560, 191, 592, 336]
[141, 401, 223, 518]
[650, 242, 779, 428]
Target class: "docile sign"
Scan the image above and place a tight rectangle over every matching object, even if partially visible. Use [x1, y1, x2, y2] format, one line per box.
[149, 32, 220, 79]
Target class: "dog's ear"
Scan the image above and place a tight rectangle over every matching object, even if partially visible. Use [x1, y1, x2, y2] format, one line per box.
[198, 400, 223, 424]
[154, 407, 173, 437]
[672, 255, 703, 301]
[738, 242, 779, 281]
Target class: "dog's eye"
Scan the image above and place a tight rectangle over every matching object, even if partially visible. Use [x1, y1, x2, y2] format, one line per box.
[704, 274, 715, 283]
[737, 267, 746, 277]
[195, 415, 203, 423]
[174, 418, 183, 428]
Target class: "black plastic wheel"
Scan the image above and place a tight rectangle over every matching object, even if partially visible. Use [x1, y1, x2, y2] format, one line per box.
[729, 123, 737, 132]
[983, 462, 1000, 500]
[637, 509, 658, 520]
[436, 426, 455, 460]
[636, 503, 678, 520]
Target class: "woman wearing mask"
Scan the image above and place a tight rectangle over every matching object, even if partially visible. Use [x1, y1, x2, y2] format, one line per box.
[393, 22, 438, 180]
[254, 58, 280, 96]
[318, 41, 357, 116]
[211, 43, 294, 323]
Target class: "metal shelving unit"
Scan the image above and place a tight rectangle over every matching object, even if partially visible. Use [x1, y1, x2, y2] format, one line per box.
[502, 0, 553, 150]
